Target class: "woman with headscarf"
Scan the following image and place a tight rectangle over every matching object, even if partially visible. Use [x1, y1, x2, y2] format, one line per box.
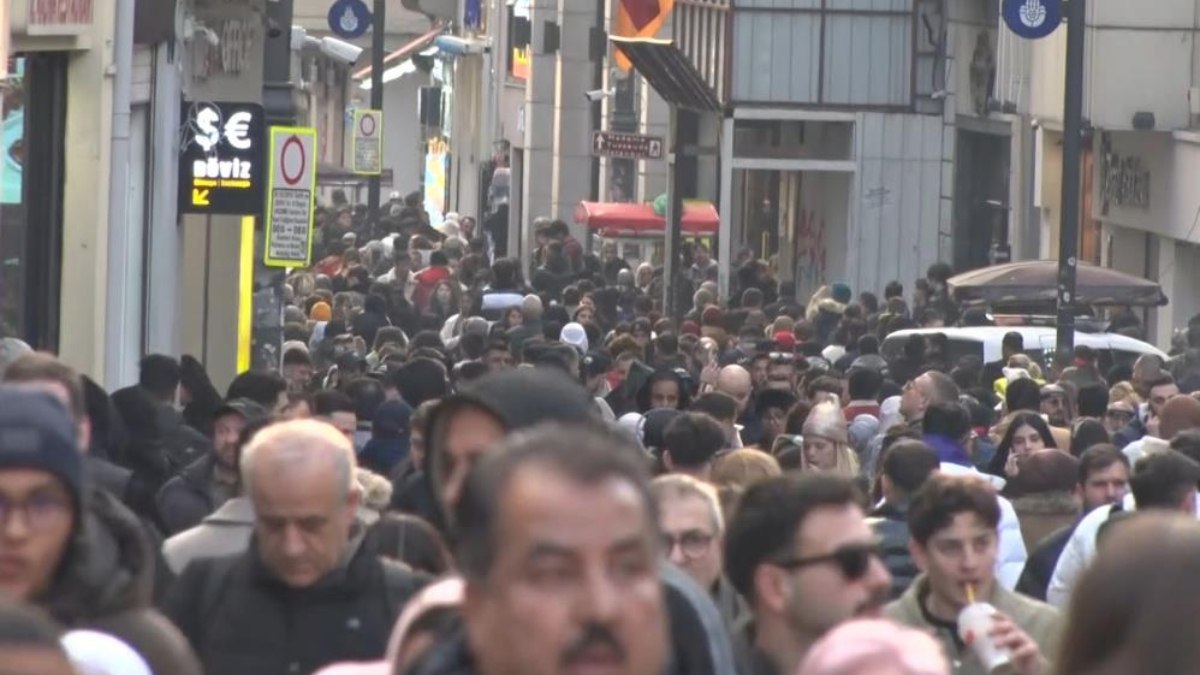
[801, 401, 861, 477]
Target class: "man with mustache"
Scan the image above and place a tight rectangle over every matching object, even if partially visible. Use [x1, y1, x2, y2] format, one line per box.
[725, 474, 892, 675]
[455, 422, 668, 675]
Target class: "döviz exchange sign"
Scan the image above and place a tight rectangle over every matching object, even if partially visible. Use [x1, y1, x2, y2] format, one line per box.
[178, 101, 266, 216]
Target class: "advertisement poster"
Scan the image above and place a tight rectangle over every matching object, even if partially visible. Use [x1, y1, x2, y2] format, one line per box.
[2, 58, 25, 205]
[424, 137, 449, 226]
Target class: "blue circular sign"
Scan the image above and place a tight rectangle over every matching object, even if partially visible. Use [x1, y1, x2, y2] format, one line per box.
[1002, 0, 1063, 39]
[328, 0, 372, 40]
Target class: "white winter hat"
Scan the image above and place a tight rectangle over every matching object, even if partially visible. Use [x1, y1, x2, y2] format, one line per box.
[61, 630, 152, 675]
[560, 322, 589, 353]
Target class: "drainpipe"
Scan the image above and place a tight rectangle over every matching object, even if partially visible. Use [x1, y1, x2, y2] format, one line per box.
[104, 0, 137, 390]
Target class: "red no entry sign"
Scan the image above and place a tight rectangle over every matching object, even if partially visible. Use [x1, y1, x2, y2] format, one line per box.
[280, 135, 307, 186]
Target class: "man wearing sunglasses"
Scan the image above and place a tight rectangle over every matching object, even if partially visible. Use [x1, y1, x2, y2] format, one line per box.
[885, 475, 1061, 675]
[725, 474, 891, 675]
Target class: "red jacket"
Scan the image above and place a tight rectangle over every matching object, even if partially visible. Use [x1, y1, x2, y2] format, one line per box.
[412, 265, 452, 312]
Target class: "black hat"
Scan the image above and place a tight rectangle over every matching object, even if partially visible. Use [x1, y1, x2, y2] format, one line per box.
[0, 388, 83, 517]
[583, 351, 612, 378]
[214, 398, 268, 423]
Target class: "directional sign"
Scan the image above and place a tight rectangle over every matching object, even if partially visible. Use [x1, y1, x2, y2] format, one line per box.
[264, 127, 318, 268]
[352, 108, 383, 175]
[178, 101, 265, 215]
[328, 0, 371, 40]
[592, 130, 665, 160]
[1002, 0, 1062, 40]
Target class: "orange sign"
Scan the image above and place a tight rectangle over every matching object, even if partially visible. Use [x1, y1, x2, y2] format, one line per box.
[511, 46, 530, 80]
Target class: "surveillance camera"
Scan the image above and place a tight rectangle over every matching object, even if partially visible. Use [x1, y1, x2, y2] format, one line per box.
[290, 25, 308, 51]
[320, 37, 364, 65]
[433, 35, 489, 56]
[584, 88, 613, 103]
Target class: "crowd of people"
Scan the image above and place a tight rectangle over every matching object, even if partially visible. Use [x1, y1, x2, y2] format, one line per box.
[3, 195, 1200, 674]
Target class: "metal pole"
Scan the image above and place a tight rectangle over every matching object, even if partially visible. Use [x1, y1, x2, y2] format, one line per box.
[368, 0, 386, 229]
[664, 107, 685, 321]
[1056, 0, 1086, 366]
[259, 0, 296, 373]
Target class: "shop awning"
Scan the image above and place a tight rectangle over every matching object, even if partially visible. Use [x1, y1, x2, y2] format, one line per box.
[610, 37, 720, 112]
[353, 24, 444, 81]
[574, 201, 719, 237]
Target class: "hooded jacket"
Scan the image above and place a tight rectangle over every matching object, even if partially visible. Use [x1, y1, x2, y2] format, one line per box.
[420, 371, 740, 675]
[163, 531, 427, 675]
[44, 488, 202, 675]
[423, 368, 598, 525]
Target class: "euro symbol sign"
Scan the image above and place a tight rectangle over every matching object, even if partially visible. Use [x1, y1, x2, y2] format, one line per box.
[224, 112, 253, 151]
[1020, 0, 1047, 28]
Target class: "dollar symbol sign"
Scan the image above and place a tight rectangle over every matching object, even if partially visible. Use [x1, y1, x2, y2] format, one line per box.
[195, 107, 221, 152]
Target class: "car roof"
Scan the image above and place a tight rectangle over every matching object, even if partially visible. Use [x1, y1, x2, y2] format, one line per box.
[883, 327, 1166, 359]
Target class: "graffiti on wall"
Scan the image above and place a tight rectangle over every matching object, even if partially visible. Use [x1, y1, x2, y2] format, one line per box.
[795, 210, 827, 293]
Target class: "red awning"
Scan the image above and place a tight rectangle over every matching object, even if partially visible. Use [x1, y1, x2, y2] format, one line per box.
[353, 24, 444, 80]
[574, 201, 719, 238]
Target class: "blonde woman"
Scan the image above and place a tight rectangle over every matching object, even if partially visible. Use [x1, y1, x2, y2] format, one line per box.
[801, 401, 861, 477]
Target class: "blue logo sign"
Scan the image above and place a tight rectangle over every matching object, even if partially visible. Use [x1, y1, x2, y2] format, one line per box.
[1002, 0, 1062, 39]
[328, 0, 372, 40]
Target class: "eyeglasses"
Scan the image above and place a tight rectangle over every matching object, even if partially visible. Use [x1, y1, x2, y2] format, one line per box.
[0, 492, 72, 533]
[1105, 409, 1134, 421]
[661, 531, 715, 559]
[768, 352, 796, 362]
[771, 541, 882, 581]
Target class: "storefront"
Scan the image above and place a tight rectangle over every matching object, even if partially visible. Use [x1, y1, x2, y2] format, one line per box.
[1, 51, 69, 349]
[1096, 129, 1200, 346]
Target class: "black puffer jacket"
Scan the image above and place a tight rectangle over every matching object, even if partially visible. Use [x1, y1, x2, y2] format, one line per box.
[156, 454, 222, 535]
[867, 501, 919, 600]
[163, 534, 426, 675]
[43, 488, 201, 675]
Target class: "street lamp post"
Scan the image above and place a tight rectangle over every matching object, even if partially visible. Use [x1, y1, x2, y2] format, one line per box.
[1055, 0, 1086, 366]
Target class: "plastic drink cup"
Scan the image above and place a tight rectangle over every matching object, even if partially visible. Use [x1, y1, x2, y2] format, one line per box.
[957, 602, 1013, 673]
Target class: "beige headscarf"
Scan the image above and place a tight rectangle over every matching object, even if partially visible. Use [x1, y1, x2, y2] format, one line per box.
[801, 402, 860, 477]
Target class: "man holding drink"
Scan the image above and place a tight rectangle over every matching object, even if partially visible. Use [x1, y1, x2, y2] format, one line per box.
[884, 474, 1061, 674]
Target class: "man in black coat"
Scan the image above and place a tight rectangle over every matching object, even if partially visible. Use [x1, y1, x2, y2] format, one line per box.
[867, 439, 939, 599]
[163, 420, 425, 675]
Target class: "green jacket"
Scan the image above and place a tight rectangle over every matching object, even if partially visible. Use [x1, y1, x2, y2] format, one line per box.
[883, 576, 1062, 675]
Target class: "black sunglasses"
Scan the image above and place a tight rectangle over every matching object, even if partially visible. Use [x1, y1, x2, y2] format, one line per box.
[771, 542, 882, 581]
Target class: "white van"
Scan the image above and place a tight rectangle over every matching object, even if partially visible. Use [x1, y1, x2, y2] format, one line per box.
[881, 326, 1165, 372]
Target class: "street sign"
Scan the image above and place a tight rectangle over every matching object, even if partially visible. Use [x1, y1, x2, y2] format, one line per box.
[1002, 0, 1062, 40]
[264, 127, 318, 268]
[178, 102, 265, 216]
[351, 108, 383, 175]
[328, 0, 372, 40]
[592, 130, 665, 160]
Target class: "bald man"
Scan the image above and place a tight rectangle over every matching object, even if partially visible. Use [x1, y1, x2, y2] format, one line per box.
[716, 365, 763, 446]
[164, 420, 426, 675]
